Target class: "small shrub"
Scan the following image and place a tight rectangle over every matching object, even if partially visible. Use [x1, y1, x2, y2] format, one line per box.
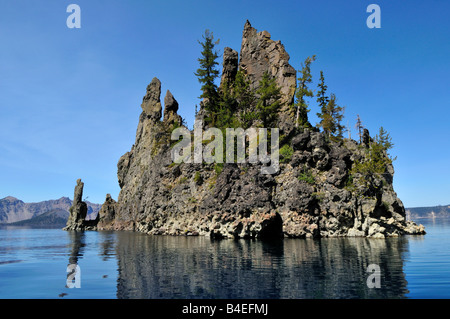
[279, 144, 294, 163]
[298, 166, 315, 185]
[312, 192, 325, 203]
[214, 163, 223, 175]
[179, 176, 188, 184]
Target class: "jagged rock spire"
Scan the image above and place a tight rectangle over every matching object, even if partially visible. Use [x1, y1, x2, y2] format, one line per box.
[63, 179, 88, 231]
[163, 90, 182, 125]
[238, 20, 297, 105]
[220, 47, 239, 88]
[141, 77, 162, 121]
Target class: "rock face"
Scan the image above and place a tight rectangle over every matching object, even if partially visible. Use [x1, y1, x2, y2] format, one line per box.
[96, 194, 117, 230]
[220, 47, 239, 88]
[64, 179, 98, 231]
[239, 20, 296, 106]
[141, 77, 162, 121]
[163, 90, 182, 126]
[94, 21, 425, 239]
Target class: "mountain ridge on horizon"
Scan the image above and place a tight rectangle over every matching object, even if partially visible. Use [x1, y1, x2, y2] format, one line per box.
[406, 204, 450, 220]
[0, 195, 101, 224]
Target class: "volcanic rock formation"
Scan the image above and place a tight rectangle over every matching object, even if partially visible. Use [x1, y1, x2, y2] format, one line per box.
[88, 21, 425, 238]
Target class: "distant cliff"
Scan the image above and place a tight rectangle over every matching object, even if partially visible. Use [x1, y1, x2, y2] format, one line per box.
[406, 205, 450, 219]
[0, 195, 100, 224]
[7, 209, 69, 227]
[76, 20, 425, 238]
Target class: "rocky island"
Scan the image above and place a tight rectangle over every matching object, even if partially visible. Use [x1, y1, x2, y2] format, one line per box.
[64, 21, 425, 239]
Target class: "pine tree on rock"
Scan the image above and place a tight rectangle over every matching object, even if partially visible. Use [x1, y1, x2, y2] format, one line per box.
[356, 114, 364, 144]
[233, 69, 257, 128]
[195, 30, 220, 117]
[295, 55, 316, 128]
[316, 71, 345, 140]
[316, 70, 329, 119]
[256, 71, 281, 127]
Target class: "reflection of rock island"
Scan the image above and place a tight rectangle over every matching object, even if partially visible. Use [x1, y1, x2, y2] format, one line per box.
[113, 233, 409, 299]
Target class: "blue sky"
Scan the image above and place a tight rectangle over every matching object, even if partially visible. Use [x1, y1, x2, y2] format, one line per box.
[0, 0, 449, 207]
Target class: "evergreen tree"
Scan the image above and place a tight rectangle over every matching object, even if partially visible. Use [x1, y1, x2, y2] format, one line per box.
[321, 94, 345, 139]
[375, 126, 393, 151]
[355, 114, 363, 144]
[256, 72, 281, 127]
[233, 69, 257, 128]
[375, 126, 396, 161]
[316, 70, 329, 118]
[332, 97, 346, 140]
[233, 69, 255, 109]
[216, 80, 238, 128]
[295, 55, 316, 128]
[351, 127, 396, 191]
[194, 30, 220, 114]
[316, 72, 345, 140]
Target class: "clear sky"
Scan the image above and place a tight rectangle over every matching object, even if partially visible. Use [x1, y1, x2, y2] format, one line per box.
[0, 0, 449, 207]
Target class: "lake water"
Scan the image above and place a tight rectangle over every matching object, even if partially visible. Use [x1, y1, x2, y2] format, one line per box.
[0, 219, 449, 299]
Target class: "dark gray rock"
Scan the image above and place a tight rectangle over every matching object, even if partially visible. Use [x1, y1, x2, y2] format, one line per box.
[64, 179, 94, 231]
[96, 194, 117, 230]
[141, 77, 162, 121]
[220, 47, 239, 88]
[291, 129, 311, 151]
[363, 128, 371, 147]
[163, 90, 182, 125]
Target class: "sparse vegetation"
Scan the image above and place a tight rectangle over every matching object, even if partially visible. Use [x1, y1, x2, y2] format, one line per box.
[298, 166, 315, 185]
[350, 127, 396, 191]
[279, 144, 294, 163]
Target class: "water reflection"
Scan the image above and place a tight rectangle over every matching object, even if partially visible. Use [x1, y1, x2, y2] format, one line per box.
[98, 231, 117, 261]
[111, 232, 410, 299]
[66, 231, 86, 265]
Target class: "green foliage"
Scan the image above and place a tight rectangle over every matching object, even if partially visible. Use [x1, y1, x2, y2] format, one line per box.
[214, 162, 223, 175]
[233, 69, 256, 110]
[194, 171, 202, 183]
[344, 174, 356, 191]
[233, 69, 257, 129]
[355, 114, 363, 144]
[316, 71, 329, 114]
[256, 72, 281, 127]
[194, 29, 220, 113]
[375, 126, 394, 157]
[178, 176, 188, 184]
[240, 110, 259, 129]
[322, 94, 345, 141]
[350, 128, 396, 191]
[168, 162, 178, 168]
[295, 55, 316, 128]
[213, 82, 240, 129]
[279, 144, 294, 163]
[298, 166, 315, 185]
[315, 71, 345, 141]
[188, 197, 198, 204]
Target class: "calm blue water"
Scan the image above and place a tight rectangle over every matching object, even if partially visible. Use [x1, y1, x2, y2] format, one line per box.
[0, 219, 448, 299]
